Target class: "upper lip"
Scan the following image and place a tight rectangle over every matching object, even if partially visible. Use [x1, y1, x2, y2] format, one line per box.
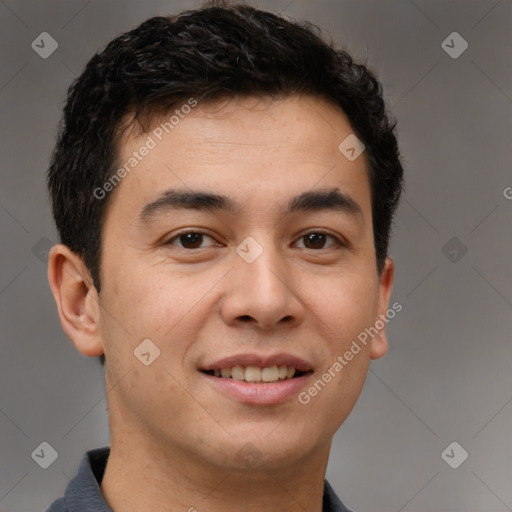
[200, 353, 313, 372]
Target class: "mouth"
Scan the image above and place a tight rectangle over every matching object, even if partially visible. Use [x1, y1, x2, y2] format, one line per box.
[198, 353, 314, 402]
[200, 365, 312, 383]
[199, 361, 314, 405]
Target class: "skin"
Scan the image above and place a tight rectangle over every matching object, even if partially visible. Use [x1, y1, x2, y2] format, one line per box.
[48, 94, 394, 512]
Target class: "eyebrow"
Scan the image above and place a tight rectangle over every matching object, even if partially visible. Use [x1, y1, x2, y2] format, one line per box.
[137, 186, 364, 226]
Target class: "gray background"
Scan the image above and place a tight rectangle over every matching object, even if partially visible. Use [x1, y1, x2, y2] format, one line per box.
[1, 0, 511, 511]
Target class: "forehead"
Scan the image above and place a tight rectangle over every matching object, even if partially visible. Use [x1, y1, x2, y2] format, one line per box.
[119, 94, 359, 162]
[110, 94, 371, 219]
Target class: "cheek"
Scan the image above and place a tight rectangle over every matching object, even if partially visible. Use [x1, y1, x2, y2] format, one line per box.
[97, 259, 180, 364]
[298, 277, 377, 435]
[312, 268, 379, 344]
[102, 251, 183, 323]
[100, 258, 224, 370]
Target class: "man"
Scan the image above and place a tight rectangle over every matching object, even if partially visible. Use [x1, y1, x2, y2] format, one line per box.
[45, 1, 404, 511]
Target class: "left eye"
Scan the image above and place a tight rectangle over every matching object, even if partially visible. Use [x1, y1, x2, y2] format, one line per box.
[294, 231, 342, 250]
[166, 230, 342, 250]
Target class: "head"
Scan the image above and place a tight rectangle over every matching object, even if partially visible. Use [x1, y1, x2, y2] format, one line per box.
[47, 1, 403, 471]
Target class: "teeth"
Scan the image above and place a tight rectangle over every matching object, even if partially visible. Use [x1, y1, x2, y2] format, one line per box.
[209, 365, 300, 382]
[261, 366, 279, 382]
[245, 365, 261, 382]
[231, 365, 244, 380]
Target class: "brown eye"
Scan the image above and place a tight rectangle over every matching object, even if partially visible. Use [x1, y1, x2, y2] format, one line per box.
[166, 231, 216, 249]
[295, 231, 342, 250]
[179, 232, 203, 249]
[304, 233, 326, 249]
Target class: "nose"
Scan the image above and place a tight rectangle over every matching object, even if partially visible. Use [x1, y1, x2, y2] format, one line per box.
[219, 236, 305, 331]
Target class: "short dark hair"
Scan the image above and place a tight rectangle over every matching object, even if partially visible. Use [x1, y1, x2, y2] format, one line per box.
[47, 1, 404, 367]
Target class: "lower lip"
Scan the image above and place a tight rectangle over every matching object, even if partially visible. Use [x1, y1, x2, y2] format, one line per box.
[200, 372, 313, 405]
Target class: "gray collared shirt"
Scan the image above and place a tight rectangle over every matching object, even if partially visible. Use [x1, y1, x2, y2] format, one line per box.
[45, 446, 353, 512]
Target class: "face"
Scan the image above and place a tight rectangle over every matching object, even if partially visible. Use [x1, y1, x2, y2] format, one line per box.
[63, 94, 393, 471]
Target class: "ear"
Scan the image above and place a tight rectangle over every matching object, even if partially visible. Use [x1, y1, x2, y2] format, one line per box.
[370, 257, 395, 360]
[47, 244, 104, 357]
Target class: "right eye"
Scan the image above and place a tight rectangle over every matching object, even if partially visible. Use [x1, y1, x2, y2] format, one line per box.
[165, 230, 219, 250]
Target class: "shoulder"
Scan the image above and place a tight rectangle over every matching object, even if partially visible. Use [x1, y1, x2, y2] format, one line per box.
[42, 446, 111, 512]
[43, 497, 69, 512]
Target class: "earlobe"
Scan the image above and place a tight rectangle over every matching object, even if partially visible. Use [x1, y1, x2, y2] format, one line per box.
[47, 244, 104, 357]
[370, 257, 395, 360]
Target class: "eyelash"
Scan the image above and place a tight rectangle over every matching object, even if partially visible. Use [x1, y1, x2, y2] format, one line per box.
[164, 229, 346, 250]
